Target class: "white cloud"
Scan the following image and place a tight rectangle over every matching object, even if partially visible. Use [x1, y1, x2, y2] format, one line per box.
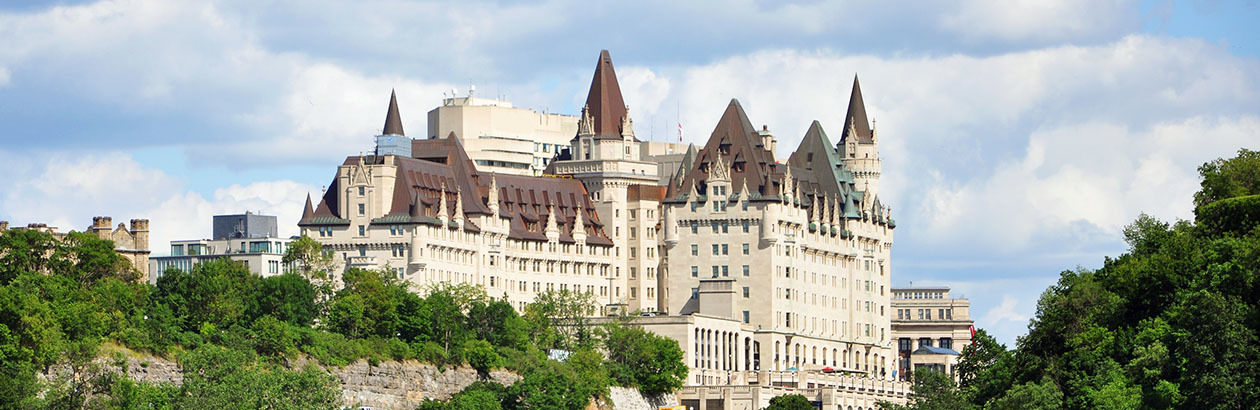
[941, 0, 1136, 44]
[982, 295, 1029, 324]
[0, 150, 315, 257]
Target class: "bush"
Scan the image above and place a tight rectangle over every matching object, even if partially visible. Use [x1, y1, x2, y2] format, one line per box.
[464, 339, 505, 372]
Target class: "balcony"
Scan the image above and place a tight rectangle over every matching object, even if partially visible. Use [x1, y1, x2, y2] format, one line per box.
[346, 255, 378, 268]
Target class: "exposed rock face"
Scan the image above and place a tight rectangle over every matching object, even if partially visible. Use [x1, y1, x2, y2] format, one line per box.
[606, 386, 679, 410]
[332, 360, 519, 409]
[40, 351, 520, 410]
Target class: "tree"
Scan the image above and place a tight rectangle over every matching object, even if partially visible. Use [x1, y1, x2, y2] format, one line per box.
[766, 394, 814, 410]
[463, 339, 505, 373]
[522, 289, 596, 350]
[0, 229, 59, 284]
[282, 235, 336, 280]
[466, 299, 528, 350]
[602, 323, 688, 395]
[507, 360, 598, 410]
[253, 273, 319, 327]
[881, 368, 974, 410]
[155, 258, 260, 333]
[956, 329, 1014, 406]
[1193, 148, 1260, 209]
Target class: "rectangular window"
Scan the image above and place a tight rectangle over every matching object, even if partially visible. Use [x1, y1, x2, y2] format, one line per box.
[743, 311, 750, 323]
[743, 243, 749, 255]
[691, 244, 698, 256]
[711, 266, 719, 277]
[742, 201, 748, 211]
[691, 287, 699, 299]
[743, 287, 750, 298]
[940, 338, 953, 350]
[712, 224, 719, 233]
[712, 244, 719, 255]
[358, 203, 365, 215]
[691, 223, 698, 234]
[743, 221, 749, 233]
[691, 202, 698, 212]
[358, 225, 366, 236]
[722, 244, 729, 255]
[939, 309, 945, 320]
[742, 265, 749, 276]
[722, 222, 728, 233]
[722, 265, 729, 276]
[171, 244, 184, 256]
[946, 309, 953, 319]
[713, 202, 719, 211]
[691, 266, 698, 277]
[359, 186, 365, 195]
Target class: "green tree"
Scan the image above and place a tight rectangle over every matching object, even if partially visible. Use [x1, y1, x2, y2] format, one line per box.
[0, 229, 60, 284]
[956, 329, 1014, 407]
[522, 289, 596, 350]
[507, 360, 597, 410]
[463, 339, 505, 373]
[466, 299, 529, 350]
[602, 323, 687, 395]
[155, 258, 260, 333]
[282, 235, 336, 280]
[882, 368, 974, 410]
[1193, 148, 1260, 209]
[253, 273, 319, 326]
[985, 378, 1063, 410]
[766, 394, 814, 410]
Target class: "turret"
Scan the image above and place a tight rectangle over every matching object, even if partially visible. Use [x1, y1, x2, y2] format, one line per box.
[129, 219, 150, 251]
[436, 183, 448, 226]
[453, 187, 465, 229]
[760, 202, 778, 242]
[664, 205, 678, 244]
[487, 173, 500, 218]
[545, 202, 560, 242]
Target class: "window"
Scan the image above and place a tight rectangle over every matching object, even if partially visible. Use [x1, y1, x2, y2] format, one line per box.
[722, 265, 729, 277]
[691, 266, 698, 277]
[743, 221, 749, 233]
[691, 244, 698, 256]
[359, 186, 365, 195]
[713, 202, 720, 211]
[711, 266, 719, 277]
[691, 202, 698, 212]
[742, 265, 750, 276]
[743, 311, 750, 323]
[358, 225, 366, 236]
[946, 308, 953, 319]
[691, 223, 698, 234]
[743, 287, 750, 298]
[712, 224, 719, 233]
[171, 244, 184, 256]
[722, 244, 729, 255]
[722, 222, 729, 233]
[919, 338, 932, 348]
[712, 244, 719, 255]
[691, 287, 699, 299]
[358, 203, 365, 215]
[630, 227, 636, 238]
[742, 201, 748, 211]
[939, 338, 953, 350]
[899, 338, 912, 352]
[743, 243, 749, 255]
[939, 309, 945, 320]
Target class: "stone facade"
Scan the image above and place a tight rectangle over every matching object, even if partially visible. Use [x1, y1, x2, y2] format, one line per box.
[890, 286, 974, 380]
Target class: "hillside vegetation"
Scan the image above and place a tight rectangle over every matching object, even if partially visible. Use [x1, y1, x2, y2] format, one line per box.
[0, 232, 686, 409]
[888, 148, 1260, 410]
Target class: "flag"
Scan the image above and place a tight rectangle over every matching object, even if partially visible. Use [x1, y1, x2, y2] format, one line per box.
[678, 122, 683, 142]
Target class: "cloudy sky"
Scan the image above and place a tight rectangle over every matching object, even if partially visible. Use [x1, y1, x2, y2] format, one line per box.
[1, 0, 1257, 347]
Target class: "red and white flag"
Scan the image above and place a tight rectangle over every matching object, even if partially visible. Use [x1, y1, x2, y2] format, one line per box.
[678, 123, 683, 142]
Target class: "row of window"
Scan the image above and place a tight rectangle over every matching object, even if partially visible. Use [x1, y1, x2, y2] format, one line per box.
[689, 264, 751, 278]
[690, 243, 751, 256]
[896, 308, 953, 320]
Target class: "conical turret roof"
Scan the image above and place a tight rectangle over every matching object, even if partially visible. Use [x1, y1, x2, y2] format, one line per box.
[839, 75, 872, 144]
[300, 193, 315, 224]
[383, 89, 405, 136]
[582, 50, 629, 139]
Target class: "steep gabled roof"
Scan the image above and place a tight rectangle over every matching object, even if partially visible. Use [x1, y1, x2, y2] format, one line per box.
[839, 75, 873, 144]
[675, 99, 782, 201]
[788, 120, 851, 197]
[583, 50, 630, 140]
[299, 194, 315, 225]
[383, 89, 405, 136]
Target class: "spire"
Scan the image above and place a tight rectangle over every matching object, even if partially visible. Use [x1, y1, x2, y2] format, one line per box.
[453, 186, 464, 225]
[582, 50, 629, 137]
[839, 75, 873, 144]
[545, 202, 560, 236]
[301, 193, 314, 223]
[487, 173, 499, 217]
[573, 204, 587, 243]
[437, 183, 448, 224]
[383, 89, 405, 136]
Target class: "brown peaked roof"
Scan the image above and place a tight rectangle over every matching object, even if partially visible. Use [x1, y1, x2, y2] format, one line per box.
[839, 75, 873, 144]
[583, 50, 629, 139]
[299, 193, 315, 224]
[383, 89, 405, 136]
[675, 99, 782, 201]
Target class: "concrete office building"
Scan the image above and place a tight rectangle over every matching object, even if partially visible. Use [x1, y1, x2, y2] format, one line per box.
[149, 214, 293, 282]
[890, 286, 974, 380]
[426, 88, 578, 176]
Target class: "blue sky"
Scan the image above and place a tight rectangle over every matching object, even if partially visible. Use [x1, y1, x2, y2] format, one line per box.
[1, 0, 1257, 347]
